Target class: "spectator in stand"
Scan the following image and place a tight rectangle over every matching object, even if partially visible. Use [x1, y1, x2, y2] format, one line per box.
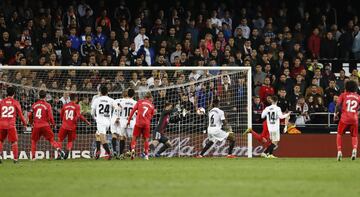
[328, 95, 338, 113]
[258, 77, 274, 103]
[134, 27, 148, 52]
[323, 79, 340, 106]
[295, 96, 310, 125]
[252, 96, 265, 123]
[352, 25, 360, 60]
[253, 64, 266, 96]
[94, 26, 107, 48]
[307, 28, 321, 59]
[68, 27, 81, 51]
[336, 69, 348, 91]
[80, 35, 96, 59]
[137, 39, 154, 66]
[289, 85, 303, 109]
[277, 88, 291, 112]
[320, 32, 338, 59]
[290, 58, 305, 78]
[305, 84, 323, 100]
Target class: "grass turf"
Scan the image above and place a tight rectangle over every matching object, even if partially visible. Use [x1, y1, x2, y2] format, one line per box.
[0, 158, 360, 197]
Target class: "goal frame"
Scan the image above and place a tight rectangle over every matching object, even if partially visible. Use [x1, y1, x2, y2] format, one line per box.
[0, 66, 253, 158]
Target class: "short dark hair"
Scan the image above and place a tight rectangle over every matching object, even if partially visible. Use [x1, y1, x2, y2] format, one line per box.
[100, 85, 108, 95]
[345, 80, 358, 93]
[213, 98, 220, 106]
[39, 90, 47, 99]
[127, 88, 135, 98]
[271, 95, 278, 103]
[7, 86, 16, 97]
[70, 93, 77, 101]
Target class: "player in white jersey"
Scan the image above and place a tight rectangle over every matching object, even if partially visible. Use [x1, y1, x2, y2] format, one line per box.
[260, 96, 290, 158]
[111, 89, 137, 159]
[91, 85, 115, 160]
[197, 98, 236, 158]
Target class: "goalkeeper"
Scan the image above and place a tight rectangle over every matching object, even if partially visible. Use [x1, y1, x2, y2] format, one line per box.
[150, 102, 186, 157]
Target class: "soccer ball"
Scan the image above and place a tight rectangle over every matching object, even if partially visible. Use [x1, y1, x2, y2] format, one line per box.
[196, 107, 206, 115]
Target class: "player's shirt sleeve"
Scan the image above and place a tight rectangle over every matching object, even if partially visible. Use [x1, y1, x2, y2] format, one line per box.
[128, 101, 139, 123]
[16, 101, 27, 126]
[277, 107, 287, 119]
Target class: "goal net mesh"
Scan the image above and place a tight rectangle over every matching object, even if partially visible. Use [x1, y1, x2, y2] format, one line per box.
[0, 67, 251, 159]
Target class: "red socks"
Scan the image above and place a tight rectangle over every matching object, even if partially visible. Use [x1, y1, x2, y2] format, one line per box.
[11, 143, 18, 160]
[67, 142, 73, 151]
[144, 140, 149, 155]
[50, 140, 60, 150]
[251, 131, 262, 142]
[352, 137, 358, 150]
[0, 141, 3, 156]
[31, 140, 37, 159]
[131, 137, 137, 150]
[337, 134, 342, 152]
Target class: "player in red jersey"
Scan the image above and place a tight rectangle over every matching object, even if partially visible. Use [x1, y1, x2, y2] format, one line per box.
[58, 93, 90, 159]
[244, 121, 273, 157]
[0, 86, 27, 164]
[334, 80, 360, 161]
[29, 90, 64, 160]
[127, 92, 155, 160]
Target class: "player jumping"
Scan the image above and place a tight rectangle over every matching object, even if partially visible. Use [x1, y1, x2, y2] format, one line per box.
[57, 93, 91, 159]
[245, 96, 290, 158]
[29, 90, 65, 160]
[150, 102, 185, 157]
[197, 98, 236, 158]
[91, 85, 115, 160]
[0, 86, 28, 164]
[127, 92, 155, 160]
[334, 80, 360, 161]
[111, 88, 137, 159]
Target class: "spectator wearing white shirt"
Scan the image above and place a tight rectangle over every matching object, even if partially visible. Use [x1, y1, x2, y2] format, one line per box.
[170, 43, 182, 64]
[134, 27, 149, 52]
[237, 18, 250, 39]
[210, 10, 222, 34]
[221, 10, 232, 30]
[77, 0, 93, 17]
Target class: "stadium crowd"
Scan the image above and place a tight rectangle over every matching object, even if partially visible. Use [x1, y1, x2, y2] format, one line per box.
[0, 0, 359, 126]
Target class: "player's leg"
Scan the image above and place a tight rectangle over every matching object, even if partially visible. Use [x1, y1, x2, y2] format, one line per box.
[0, 129, 7, 163]
[350, 124, 358, 160]
[64, 130, 76, 160]
[43, 127, 65, 159]
[155, 136, 172, 157]
[130, 126, 141, 160]
[31, 128, 41, 160]
[57, 127, 66, 150]
[143, 126, 151, 160]
[267, 130, 280, 158]
[198, 131, 215, 157]
[111, 133, 119, 157]
[95, 134, 101, 159]
[226, 132, 236, 158]
[337, 122, 347, 161]
[98, 124, 112, 160]
[8, 128, 19, 163]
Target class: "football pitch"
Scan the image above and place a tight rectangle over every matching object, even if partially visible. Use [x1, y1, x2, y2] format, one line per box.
[1, 158, 359, 197]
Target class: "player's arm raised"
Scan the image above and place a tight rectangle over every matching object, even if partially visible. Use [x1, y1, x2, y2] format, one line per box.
[47, 104, 55, 127]
[77, 105, 91, 125]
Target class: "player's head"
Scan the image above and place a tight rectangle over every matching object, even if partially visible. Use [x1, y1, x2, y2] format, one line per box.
[270, 95, 278, 104]
[345, 80, 358, 93]
[144, 91, 153, 100]
[164, 102, 173, 110]
[213, 98, 220, 107]
[127, 88, 135, 98]
[7, 86, 16, 97]
[69, 93, 78, 102]
[100, 85, 108, 96]
[39, 90, 47, 99]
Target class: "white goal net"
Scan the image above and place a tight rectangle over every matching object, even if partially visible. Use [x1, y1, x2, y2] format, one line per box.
[0, 66, 252, 159]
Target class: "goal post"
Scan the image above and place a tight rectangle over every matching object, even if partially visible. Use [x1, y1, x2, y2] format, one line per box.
[0, 66, 252, 159]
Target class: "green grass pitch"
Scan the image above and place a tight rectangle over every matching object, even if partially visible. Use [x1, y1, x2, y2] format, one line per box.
[1, 158, 360, 197]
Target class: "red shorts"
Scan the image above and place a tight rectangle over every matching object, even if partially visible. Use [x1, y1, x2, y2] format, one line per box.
[337, 121, 358, 137]
[31, 126, 55, 142]
[261, 121, 270, 140]
[0, 128, 18, 143]
[133, 125, 150, 138]
[58, 127, 76, 142]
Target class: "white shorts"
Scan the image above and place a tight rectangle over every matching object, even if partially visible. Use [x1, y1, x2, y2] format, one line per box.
[269, 130, 280, 142]
[96, 122, 111, 135]
[207, 128, 229, 142]
[111, 119, 134, 137]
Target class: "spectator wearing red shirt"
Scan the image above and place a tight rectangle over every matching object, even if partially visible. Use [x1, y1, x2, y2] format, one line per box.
[308, 28, 321, 58]
[259, 77, 275, 102]
[290, 58, 305, 78]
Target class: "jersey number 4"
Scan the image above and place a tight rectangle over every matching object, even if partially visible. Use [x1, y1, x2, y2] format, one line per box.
[346, 100, 358, 112]
[1, 106, 14, 118]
